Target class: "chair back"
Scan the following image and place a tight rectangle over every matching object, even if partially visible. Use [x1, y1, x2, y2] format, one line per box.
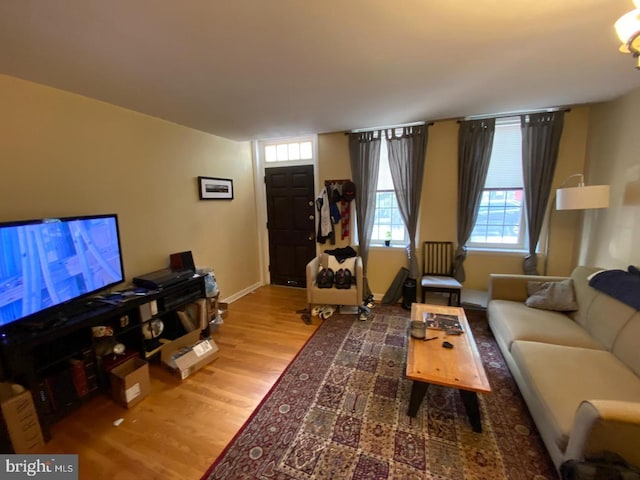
[423, 241, 455, 276]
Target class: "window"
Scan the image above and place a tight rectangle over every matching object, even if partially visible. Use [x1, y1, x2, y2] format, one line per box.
[371, 137, 408, 245]
[468, 118, 527, 249]
[264, 140, 313, 162]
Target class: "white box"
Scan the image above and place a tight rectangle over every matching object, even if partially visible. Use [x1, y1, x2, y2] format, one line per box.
[160, 329, 219, 380]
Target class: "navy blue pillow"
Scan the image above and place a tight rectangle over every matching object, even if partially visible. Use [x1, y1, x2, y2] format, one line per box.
[589, 266, 640, 310]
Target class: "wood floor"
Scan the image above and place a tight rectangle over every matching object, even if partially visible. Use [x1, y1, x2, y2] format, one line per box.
[38, 285, 320, 480]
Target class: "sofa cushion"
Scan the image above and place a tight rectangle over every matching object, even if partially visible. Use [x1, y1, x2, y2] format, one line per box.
[525, 279, 578, 312]
[612, 312, 640, 377]
[569, 266, 638, 350]
[488, 300, 604, 352]
[511, 341, 640, 454]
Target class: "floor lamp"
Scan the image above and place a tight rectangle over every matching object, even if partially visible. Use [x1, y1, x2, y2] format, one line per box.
[544, 174, 610, 275]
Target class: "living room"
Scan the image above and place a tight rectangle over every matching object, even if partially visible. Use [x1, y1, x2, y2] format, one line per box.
[1, 1, 640, 479]
[2, 75, 638, 298]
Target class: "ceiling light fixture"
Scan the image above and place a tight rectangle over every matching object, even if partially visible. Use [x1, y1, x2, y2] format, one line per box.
[615, 0, 640, 68]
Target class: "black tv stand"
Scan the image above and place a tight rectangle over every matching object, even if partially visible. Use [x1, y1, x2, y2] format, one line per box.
[0, 275, 206, 443]
[19, 314, 69, 332]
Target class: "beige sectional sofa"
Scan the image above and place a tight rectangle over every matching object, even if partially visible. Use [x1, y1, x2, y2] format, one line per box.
[487, 266, 640, 470]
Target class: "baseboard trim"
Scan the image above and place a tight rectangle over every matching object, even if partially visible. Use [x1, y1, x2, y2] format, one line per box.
[221, 281, 263, 304]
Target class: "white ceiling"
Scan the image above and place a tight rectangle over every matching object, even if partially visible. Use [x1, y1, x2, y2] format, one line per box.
[1, 0, 639, 141]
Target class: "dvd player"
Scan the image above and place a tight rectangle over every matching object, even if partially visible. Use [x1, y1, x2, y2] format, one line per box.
[133, 268, 194, 290]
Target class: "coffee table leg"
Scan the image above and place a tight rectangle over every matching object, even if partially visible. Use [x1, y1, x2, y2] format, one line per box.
[459, 390, 482, 433]
[407, 381, 429, 417]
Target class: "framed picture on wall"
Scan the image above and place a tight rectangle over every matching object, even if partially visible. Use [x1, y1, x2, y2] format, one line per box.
[198, 176, 234, 200]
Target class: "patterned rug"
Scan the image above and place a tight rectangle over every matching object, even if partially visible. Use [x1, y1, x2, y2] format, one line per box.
[202, 306, 557, 479]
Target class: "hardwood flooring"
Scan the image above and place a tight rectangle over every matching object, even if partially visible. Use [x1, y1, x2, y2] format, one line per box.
[38, 285, 319, 480]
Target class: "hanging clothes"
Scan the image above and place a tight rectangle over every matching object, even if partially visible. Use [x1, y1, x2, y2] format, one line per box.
[340, 200, 350, 240]
[340, 181, 356, 240]
[329, 184, 342, 225]
[316, 187, 334, 244]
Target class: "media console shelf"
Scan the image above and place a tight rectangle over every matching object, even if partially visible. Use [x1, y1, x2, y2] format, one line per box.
[0, 275, 206, 440]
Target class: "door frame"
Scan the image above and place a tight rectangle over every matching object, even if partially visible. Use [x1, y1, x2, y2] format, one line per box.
[252, 135, 319, 286]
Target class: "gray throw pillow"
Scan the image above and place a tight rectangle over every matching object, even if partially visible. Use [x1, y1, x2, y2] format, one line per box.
[526, 279, 579, 312]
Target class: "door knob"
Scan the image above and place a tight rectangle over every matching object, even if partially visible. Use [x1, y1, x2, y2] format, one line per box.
[308, 201, 313, 206]
[309, 215, 314, 220]
[308, 234, 314, 241]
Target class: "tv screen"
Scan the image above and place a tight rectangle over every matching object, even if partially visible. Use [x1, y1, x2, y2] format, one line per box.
[0, 214, 125, 328]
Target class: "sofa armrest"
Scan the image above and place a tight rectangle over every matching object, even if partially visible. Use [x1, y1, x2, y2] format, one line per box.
[488, 273, 568, 303]
[564, 400, 640, 468]
[306, 256, 320, 290]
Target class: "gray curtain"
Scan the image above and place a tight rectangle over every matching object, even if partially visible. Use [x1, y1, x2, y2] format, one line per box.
[455, 119, 496, 282]
[520, 111, 565, 275]
[348, 131, 381, 300]
[385, 125, 428, 279]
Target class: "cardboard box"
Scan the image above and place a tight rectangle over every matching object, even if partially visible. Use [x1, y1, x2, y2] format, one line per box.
[109, 358, 150, 408]
[161, 329, 219, 380]
[0, 383, 44, 453]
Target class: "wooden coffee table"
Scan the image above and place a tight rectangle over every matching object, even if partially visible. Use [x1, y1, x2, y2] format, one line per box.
[405, 303, 491, 432]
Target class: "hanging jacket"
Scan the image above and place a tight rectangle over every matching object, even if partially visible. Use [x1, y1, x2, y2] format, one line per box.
[317, 187, 332, 237]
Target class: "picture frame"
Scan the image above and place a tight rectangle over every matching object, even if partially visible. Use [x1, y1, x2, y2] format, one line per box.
[198, 176, 234, 200]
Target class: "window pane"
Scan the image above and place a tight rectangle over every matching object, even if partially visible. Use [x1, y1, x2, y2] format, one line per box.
[377, 191, 394, 208]
[300, 142, 312, 159]
[276, 144, 288, 161]
[391, 226, 405, 241]
[288, 143, 300, 160]
[265, 145, 277, 163]
[471, 188, 524, 245]
[485, 118, 523, 189]
[377, 141, 394, 190]
[391, 208, 404, 226]
[470, 224, 488, 243]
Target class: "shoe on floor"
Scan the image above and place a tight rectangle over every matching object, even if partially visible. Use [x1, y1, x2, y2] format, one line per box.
[311, 305, 325, 317]
[320, 305, 336, 320]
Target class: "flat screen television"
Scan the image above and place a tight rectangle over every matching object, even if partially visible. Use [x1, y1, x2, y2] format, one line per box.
[0, 214, 125, 329]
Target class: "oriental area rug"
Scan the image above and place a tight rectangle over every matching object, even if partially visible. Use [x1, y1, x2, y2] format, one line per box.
[202, 306, 556, 480]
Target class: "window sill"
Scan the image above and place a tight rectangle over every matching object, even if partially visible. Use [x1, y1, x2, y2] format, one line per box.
[370, 244, 406, 250]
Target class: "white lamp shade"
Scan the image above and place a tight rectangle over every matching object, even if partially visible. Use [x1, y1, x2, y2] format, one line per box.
[556, 185, 610, 210]
[615, 9, 640, 53]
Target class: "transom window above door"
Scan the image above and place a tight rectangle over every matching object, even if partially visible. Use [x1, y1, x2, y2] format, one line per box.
[264, 140, 313, 162]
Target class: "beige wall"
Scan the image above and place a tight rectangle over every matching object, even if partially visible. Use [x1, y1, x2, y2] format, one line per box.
[0, 75, 260, 298]
[3, 72, 628, 304]
[317, 108, 591, 296]
[580, 86, 640, 269]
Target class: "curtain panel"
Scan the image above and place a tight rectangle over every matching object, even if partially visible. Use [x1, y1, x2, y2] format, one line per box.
[348, 132, 381, 300]
[520, 111, 565, 275]
[455, 119, 496, 282]
[385, 125, 429, 279]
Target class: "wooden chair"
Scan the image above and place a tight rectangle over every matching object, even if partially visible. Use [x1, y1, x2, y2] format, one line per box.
[421, 241, 462, 306]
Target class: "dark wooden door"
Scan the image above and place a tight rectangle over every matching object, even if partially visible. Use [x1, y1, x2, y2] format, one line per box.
[265, 165, 316, 287]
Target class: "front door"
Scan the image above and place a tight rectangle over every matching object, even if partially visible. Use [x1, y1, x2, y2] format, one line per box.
[265, 165, 316, 287]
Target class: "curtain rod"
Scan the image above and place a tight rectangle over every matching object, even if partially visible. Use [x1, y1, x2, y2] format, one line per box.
[344, 121, 433, 135]
[457, 107, 571, 123]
